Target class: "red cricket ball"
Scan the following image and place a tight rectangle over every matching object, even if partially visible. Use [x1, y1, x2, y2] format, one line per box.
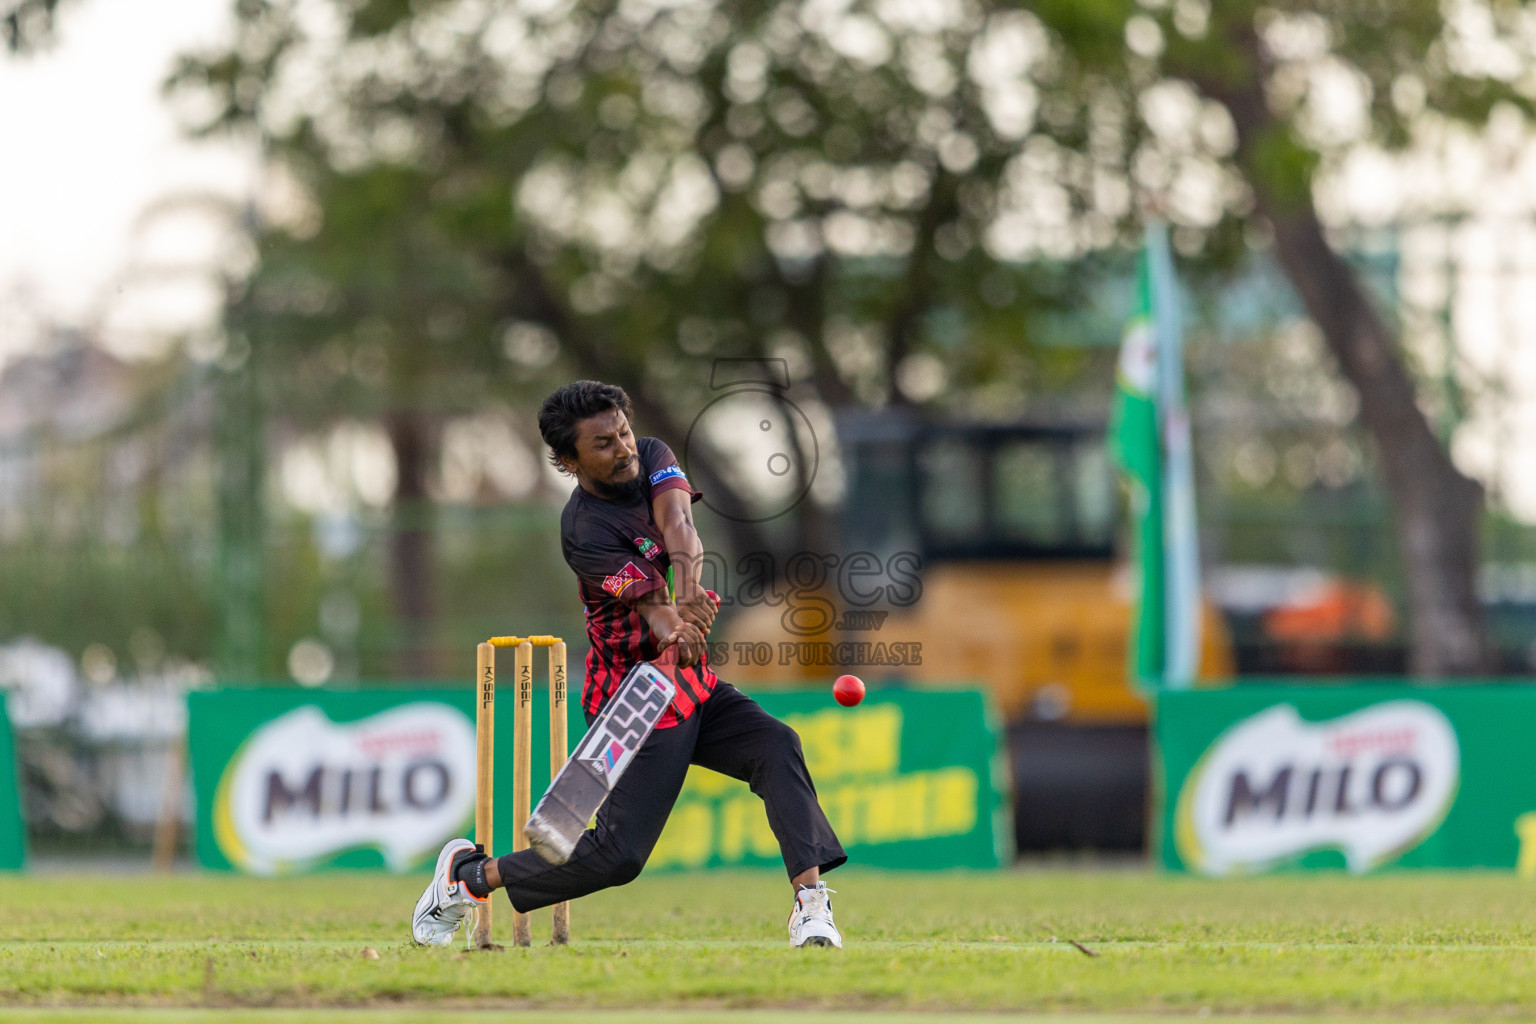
[833, 674, 866, 707]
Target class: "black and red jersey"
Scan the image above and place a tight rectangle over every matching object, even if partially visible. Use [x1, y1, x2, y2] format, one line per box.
[560, 437, 718, 728]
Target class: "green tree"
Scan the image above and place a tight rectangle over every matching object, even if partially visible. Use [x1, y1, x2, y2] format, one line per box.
[166, 0, 1095, 609]
[1018, 0, 1532, 673]
[170, 0, 1519, 676]
[219, 155, 517, 675]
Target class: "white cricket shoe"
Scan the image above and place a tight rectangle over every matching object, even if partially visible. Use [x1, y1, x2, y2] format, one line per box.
[411, 838, 485, 947]
[788, 882, 842, 948]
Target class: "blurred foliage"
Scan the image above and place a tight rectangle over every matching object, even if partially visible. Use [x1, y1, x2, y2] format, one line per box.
[162, 0, 1536, 436]
[1016, 0, 1536, 674]
[140, 0, 1536, 678]
[0, 540, 217, 665]
[164, 0, 1124, 541]
[1, 0, 67, 54]
[0, 497, 584, 683]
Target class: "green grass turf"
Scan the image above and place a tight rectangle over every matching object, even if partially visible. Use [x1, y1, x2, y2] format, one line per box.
[3, 869, 1536, 1016]
[0, 1017, 1519, 1024]
[3, 1018, 1511, 1024]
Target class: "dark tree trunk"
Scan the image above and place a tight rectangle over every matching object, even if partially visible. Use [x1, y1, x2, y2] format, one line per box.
[1194, 32, 1490, 675]
[1262, 209, 1488, 674]
[385, 408, 436, 678]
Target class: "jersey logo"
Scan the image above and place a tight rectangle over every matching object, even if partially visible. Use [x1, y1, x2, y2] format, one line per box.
[649, 465, 686, 486]
[634, 537, 661, 561]
[602, 562, 648, 598]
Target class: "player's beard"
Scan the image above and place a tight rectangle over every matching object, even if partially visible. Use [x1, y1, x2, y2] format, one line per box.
[589, 466, 645, 502]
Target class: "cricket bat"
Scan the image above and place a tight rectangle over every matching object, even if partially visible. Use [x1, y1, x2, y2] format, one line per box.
[524, 660, 676, 864]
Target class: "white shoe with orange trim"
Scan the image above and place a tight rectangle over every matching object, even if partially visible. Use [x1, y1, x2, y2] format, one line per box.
[788, 882, 842, 948]
[411, 838, 486, 947]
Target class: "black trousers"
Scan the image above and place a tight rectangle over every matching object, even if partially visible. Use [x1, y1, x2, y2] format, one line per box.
[497, 683, 847, 913]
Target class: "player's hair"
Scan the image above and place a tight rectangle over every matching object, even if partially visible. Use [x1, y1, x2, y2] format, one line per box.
[538, 380, 635, 472]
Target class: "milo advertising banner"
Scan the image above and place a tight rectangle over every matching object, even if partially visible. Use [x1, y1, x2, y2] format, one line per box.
[0, 694, 23, 870]
[189, 690, 498, 873]
[1156, 685, 1536, 875]
[189, 687, 1002, 874]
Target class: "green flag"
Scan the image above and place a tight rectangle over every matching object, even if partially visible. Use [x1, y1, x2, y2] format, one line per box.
[1111, 224, 1201, 690]
[1111, 251, 1165, 684]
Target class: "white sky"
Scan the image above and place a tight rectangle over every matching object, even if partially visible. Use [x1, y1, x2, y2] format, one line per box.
[0, 0, 254, 362]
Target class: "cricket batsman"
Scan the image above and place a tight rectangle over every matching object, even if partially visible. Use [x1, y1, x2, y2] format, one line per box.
[412, 380, 847, 948]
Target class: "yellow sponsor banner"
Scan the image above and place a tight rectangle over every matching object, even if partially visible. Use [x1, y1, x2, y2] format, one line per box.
[649, 691, 1000, 871]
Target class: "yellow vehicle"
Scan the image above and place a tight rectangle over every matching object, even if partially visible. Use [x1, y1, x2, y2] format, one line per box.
[719, 412, 1231, 851]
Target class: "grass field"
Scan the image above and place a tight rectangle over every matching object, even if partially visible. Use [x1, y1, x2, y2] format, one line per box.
[3, 868, 1536, 1021]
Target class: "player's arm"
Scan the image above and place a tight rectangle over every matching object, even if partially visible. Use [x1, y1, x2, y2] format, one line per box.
[652, 487, 716, 634]
[635, 589, 705, 668]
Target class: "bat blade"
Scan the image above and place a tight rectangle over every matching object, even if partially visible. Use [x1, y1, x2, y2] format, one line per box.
[524, 661, 676, 864]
